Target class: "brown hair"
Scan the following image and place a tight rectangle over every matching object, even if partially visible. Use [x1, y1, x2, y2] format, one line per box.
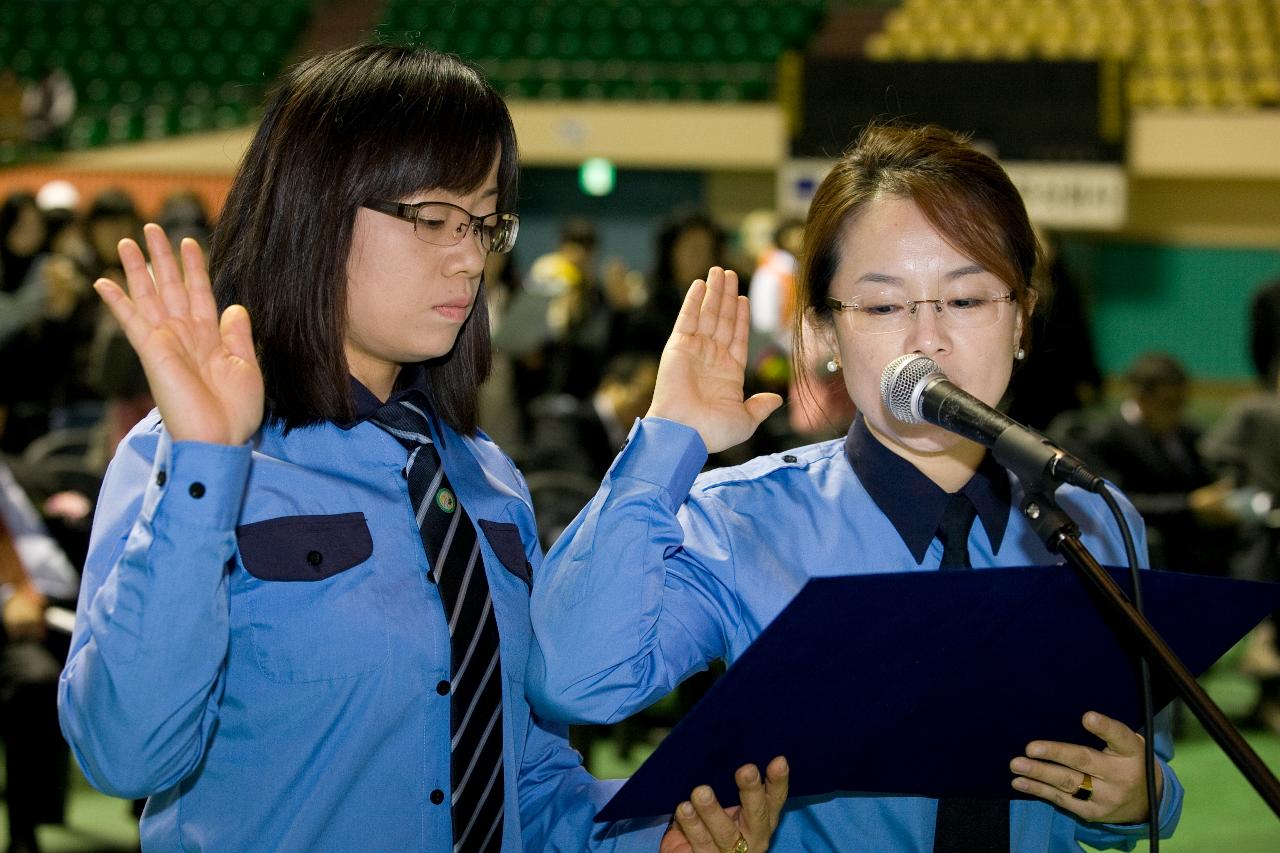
[211, 44, 518, 434]
[794, 123, 1044, 373]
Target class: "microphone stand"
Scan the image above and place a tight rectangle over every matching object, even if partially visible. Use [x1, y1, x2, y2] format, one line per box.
[1015, 486, 1280, 819]
[903, 362, 1280, 816]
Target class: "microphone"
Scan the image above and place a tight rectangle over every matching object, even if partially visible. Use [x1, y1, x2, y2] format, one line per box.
[879, 354, 1104, 493]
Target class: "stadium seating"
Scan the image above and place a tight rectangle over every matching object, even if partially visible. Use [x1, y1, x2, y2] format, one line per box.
[864, 0, 1280, 110]
[0, 0, 312, 149]
[379, 0, 827, 103]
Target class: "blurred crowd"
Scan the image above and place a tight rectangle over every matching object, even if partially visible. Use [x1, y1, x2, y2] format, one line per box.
[0, 67, 76, 160]
[1, 181, 208, 852]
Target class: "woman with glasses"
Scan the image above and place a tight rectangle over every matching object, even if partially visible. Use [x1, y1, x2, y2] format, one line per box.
[529, 123, 1184, 851]
[58, 45, 785, 853]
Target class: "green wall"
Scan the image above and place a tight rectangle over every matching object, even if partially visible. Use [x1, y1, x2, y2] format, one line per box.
[1059, 239, 1280, 381]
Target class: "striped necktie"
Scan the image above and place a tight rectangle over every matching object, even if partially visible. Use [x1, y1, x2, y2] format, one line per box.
[371, 398, 505, 853]
[933, 492, 1009, 852]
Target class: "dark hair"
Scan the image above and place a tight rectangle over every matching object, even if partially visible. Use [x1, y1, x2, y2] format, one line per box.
[0, 191, 39, 239]
[1, 191, 47, 292]
[795, 123, 1044, 367]
[653, 210, 725, 288]
[211, 44, 518, 434]
[559, 217, 598, 252]
[87, 188, 140, 224]
[1249, 278, 1280, 387]
[1125, 351, 1188, 394]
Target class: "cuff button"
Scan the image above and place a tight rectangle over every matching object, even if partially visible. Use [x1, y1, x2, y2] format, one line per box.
[188, 482, 206, 498]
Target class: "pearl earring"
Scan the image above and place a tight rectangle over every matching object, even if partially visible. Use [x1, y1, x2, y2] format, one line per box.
[1015, 348, 1026, 361]
[826, 356, 841, 373]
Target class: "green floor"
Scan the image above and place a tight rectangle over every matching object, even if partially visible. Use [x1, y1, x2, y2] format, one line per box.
[6, 657, 1279, 851]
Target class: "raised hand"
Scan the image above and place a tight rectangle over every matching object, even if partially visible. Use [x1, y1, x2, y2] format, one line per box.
[93, 223, 264, 446]
[660, 757, 790, 853]
[1010, 711, 1164, 825]
[647, 268, 783, 454]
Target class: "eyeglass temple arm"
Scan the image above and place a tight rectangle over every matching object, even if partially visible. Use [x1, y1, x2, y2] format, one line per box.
[364, 199, 412, 218]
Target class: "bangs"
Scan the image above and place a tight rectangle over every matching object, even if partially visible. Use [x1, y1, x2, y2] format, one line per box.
[911, 185, 1028, 294]
[294, 50, 518, 211]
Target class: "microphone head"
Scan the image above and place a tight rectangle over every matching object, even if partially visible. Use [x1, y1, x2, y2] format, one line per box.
[880, 354, 944, 424]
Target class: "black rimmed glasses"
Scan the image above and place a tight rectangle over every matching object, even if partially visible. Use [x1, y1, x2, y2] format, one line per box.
[363, 199, 519, 254]
[825, 289, 1017, 334]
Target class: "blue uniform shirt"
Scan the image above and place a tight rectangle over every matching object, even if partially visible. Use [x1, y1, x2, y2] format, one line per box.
[58, 375, 665, 852]
[529, 416, 1184, 852]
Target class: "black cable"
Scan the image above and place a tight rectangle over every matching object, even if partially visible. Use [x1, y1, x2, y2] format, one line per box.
[1100, 484, 1159, 852]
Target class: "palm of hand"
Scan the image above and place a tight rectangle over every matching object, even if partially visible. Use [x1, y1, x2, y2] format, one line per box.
[95, 224, 264, 446]
[139, 311, 264, 445]
[652, 330, 758, 453]
[646, 268, 782, 455]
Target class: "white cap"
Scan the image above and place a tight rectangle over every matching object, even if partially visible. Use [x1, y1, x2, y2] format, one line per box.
[35, 179, 79, 212]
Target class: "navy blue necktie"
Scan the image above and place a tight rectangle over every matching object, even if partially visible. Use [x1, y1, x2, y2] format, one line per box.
[371, 398, 504, 853]
[933, 492, 1009, 852]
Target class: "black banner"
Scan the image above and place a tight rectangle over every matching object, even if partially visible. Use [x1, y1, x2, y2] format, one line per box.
[790, 59, 1126, 163]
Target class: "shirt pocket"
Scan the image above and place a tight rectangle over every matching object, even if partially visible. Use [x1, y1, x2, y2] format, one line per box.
[235, 512, 389, 683]
[476, 519, 533, 590]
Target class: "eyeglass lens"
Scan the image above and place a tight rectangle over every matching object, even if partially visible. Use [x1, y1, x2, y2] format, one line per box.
[844, 287, 1011, 333]
[413, 203, 516, 253]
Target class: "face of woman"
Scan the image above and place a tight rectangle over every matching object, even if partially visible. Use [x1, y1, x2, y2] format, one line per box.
[671, 226, 716, 287]
[344, 156, 500, 397]
[5, 203, 46, 256]
[826, 195, 1024, 459]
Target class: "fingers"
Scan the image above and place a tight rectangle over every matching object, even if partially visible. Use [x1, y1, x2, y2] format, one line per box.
[672, 279, 706, 338]
[1010, 771, 1094, 819]
[93, 278, 151, 352]
[673, 800, 716, 851]
[1082, 710, 1145, 757]
[1011, 736, 1099, 819]
[745, 392, 784, 428]
[1013, 719, 1158, 825]
[729, 294, 752, 365]
[763, 756, 790, 821]
[1010, 755, 1090, 799]
[696, 268, 725, 339]
[220, 305, 257, 364]
[673, 759, 788, 853]
[735, 764, 771, 840]
[144, 223, 190, 319]
[117, 237, 166, 327]
[1022, 738, 1096, 776]
[712, 270, 740, 348]
[689, 785, 743, 851]
[182, 237, 220, 323]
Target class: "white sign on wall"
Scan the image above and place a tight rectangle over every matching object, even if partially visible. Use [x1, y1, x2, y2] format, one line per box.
[778, 159, 1128, 231]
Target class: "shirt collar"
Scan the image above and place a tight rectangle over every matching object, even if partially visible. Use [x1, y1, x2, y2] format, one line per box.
[844, 414, 1010, 564]
[339, 364, 434, 430]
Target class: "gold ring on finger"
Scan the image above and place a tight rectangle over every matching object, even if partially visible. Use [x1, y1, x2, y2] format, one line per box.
[720, 837, 748, 853]
[1072, 772, 1094, 802]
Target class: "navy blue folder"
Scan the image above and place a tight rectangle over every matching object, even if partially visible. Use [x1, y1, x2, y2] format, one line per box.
[594, 565, 1280, 822]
